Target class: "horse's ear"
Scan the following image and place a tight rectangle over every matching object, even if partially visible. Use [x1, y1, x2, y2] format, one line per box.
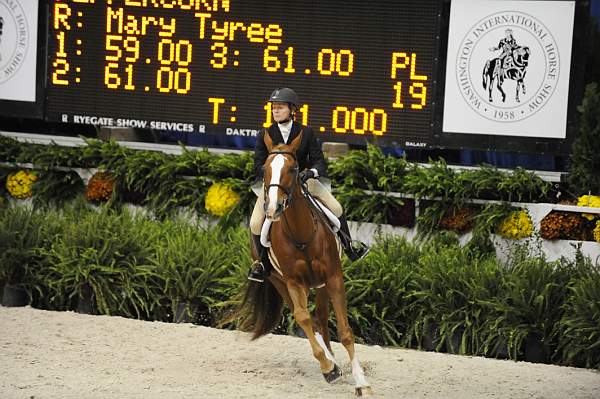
[263, 130, 274, 152]
[289, 130, 303, 153]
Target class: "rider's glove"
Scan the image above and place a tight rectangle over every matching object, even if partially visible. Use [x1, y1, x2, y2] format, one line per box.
[299, 169, 316, 183]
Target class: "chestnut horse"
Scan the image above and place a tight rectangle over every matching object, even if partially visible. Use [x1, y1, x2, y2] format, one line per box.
[227, 131, 372, 396]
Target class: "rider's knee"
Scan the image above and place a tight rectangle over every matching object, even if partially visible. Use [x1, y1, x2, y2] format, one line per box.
[331, 202, 343, 218]
[249, 204, 265, 235]
[326, 200, 343, 218]
[250, 222, 262, 236]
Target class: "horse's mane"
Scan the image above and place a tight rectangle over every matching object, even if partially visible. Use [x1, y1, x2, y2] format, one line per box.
[271, 143, 292, 152]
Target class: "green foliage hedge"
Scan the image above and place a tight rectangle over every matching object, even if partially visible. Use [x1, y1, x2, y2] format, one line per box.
[0, 135, 552, 230]
[1, 200, 599, 369]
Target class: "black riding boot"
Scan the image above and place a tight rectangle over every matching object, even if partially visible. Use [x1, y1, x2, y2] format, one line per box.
[248, 234, 271, 283]
[338, 215, 370, 262]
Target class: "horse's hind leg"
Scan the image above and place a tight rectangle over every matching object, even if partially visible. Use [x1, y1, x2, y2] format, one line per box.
[314, 287, 333, 354]
[326, 273, 373, 396]
[286, 280, 338, 380]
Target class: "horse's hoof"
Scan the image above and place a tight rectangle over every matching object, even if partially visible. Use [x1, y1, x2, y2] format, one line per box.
[323, 363, 342, 383]
[355, 386, 374, 397]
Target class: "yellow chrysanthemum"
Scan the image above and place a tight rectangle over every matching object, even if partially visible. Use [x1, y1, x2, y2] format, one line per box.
[577, 195, 600, 221]
[6, 170, 37, 199]
[594, 221, 600, 243]
[498, 210, 533, 240]
[205, 182, 240, 217]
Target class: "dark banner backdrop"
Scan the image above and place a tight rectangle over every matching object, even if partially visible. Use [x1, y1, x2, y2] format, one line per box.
[45, 0, 442, 146]
[0, 0, 590, 155]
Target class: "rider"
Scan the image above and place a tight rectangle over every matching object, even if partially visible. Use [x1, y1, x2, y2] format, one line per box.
[248, 87, 369, 282]
[489, 28, 518, 73]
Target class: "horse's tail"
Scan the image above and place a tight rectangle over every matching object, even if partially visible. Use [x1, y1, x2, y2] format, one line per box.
[483, 60, 490, 89]
[217, 278, 284, 340]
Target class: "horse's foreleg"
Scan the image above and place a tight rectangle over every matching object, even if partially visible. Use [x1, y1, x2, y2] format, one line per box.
[497, 77, 506, 102]
[314, 287, 333, 354]
[286, 280, 338, 380]
[326, 273, 373, 396]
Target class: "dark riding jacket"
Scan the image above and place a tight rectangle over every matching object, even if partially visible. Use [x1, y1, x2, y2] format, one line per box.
[254, 122, 328, 183]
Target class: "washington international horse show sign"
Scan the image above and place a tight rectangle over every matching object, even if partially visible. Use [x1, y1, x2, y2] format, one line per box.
[443, 0, 575, 139]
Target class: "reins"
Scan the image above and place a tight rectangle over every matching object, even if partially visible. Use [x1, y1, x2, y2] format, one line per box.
[266, 148, 334, 286]
[280, 181, 319, 285]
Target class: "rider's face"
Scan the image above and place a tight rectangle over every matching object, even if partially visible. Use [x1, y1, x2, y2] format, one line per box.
[272, 102, 292, 123]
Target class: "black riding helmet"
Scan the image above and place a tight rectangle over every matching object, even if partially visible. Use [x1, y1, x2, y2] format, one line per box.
[268, 87, 300, 108]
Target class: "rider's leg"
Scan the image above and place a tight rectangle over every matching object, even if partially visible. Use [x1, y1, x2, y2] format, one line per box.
[306, 179, 369, 262]
[306, 179, 343, 216]
[337, 215, 369, 261]
[248, 192, 271, 282]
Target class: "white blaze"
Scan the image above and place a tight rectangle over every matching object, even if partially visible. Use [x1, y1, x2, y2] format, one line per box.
[267, 154, 285, 216]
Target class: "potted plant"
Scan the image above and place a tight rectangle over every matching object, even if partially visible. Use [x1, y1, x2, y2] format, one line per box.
[151, 221, 230, 324]
[482, 245, 571, 363]
[39, 205, 145, 315]
[0, 205, 44, 307]
[556, 255, 600, 368]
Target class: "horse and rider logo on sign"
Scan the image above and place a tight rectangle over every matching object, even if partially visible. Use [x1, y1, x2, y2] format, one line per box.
[483, 27, 531, 103]
[0, 0, 31, 85]
[455, 10, 560, 123]
[0, 15, 4, 62]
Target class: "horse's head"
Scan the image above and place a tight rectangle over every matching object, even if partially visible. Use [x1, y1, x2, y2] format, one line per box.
[262, 131, 303, 221]
[513, 46, 530, 67]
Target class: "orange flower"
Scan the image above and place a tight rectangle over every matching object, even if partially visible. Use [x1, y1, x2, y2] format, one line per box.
[540, 211, 586, 241]
[440, 207, 476, 233]
[85, 172, 115, 202]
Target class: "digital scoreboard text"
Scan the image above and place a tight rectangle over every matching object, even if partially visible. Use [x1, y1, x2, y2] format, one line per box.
[46, 0, 442, 145]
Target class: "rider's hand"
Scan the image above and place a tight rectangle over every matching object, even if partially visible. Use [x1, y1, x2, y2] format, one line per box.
[299, 169, 316, 183]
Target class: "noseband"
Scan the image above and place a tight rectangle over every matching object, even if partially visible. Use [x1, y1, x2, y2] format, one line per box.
[264, 150, 299, 211]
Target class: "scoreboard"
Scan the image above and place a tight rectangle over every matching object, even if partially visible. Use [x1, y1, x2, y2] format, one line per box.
[0, 0, 586, 153]
[45, 0, 442, 146]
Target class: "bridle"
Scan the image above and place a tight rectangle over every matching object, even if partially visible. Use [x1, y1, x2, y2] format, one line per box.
[264, 149, 321, 284]
[264, 150, 299, 212]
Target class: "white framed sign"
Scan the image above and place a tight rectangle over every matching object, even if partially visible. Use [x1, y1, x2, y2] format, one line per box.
[0, 0, 38, 102]
[442, 0, 575, 139]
